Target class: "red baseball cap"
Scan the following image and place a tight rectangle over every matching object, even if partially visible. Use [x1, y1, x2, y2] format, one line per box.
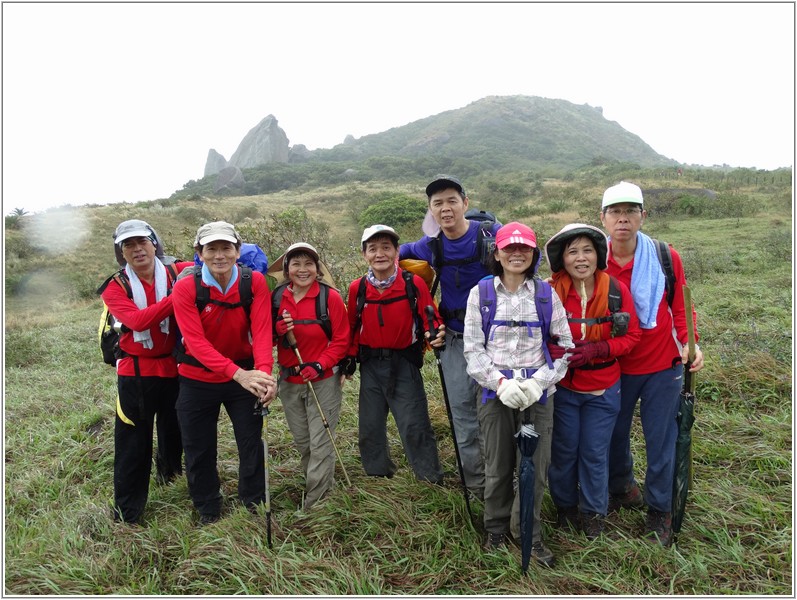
[495, 222, 537, 249]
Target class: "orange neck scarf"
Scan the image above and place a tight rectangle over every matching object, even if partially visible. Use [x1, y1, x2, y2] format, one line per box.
[551, 270, 610, 342]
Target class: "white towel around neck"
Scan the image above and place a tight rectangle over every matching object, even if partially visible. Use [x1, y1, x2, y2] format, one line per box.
[124, 259, 170, 349]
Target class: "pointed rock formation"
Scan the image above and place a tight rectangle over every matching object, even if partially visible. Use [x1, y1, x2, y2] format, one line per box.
[204, 149, 228, 177]
[228, 115, 290, 169]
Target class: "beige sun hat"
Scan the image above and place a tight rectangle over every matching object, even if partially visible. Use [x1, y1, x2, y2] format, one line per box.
[267, 242, 337, 288]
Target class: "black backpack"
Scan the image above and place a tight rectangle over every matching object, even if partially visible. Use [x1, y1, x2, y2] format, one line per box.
[271, 279, 333, 341]
[428, 208, 501, 297]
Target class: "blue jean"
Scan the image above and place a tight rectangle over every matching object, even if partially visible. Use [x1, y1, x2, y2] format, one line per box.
[549, 381, 621, 515]
[608, 365, 683, 512]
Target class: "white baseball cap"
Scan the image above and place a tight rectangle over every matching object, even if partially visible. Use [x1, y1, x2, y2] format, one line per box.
[361, 224, 400, 248]
[602, 181, 644, 209]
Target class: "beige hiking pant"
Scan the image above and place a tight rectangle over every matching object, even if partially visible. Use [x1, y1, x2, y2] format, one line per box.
[279, 376, 342, 509]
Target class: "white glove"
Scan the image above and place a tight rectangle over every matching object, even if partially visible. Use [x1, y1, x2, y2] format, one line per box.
[497, 378, 527, 409]
[518, 379, 543, 410]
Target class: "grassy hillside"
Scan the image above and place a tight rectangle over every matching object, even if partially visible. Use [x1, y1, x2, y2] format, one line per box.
[4, 167, 792, 594]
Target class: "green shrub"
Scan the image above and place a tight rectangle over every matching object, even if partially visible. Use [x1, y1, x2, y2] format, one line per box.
[357, 194, 427, 230]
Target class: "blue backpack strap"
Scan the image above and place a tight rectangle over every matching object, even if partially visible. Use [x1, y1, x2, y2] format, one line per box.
[533, 278, 555, 369]
[478, 276, 496, 342]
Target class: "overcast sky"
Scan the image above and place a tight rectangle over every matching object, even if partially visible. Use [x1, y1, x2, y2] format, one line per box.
[3, 2, 794, 214]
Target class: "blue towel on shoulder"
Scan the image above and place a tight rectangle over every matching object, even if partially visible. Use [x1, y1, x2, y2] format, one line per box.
[629, 231, 665, 329]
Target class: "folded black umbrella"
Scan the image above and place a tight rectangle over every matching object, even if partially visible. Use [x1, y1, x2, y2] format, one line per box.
[672, 285, 698, 536]
[672, 381, 695, 534]
[516, 409, 539, 574]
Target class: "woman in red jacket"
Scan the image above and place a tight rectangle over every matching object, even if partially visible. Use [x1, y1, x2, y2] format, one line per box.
[171, 221, 276, 525]
[543, 223, 641, 540]
[269, 242, 350, 511]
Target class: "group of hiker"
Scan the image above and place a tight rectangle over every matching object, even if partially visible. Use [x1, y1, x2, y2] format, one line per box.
[100, 174, 703, 567]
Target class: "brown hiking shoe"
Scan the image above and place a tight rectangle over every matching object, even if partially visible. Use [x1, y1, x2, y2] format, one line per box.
[608, 482, 644, 512]
[484, 532, 508, 551]
[531, 541, 556, 568]
[644, 510, 673, 547]
[581, 512, 605, 541]
[556, 505, 580, 531]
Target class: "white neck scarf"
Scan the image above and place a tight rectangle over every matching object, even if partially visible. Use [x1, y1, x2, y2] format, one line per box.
[125, 259, 169, 349]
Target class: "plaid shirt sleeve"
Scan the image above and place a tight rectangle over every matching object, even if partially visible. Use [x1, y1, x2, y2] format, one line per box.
[464, 277, 571, 394]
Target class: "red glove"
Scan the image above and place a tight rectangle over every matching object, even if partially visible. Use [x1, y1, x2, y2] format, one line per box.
[546, 337, 567, 361]
[275, 316, 290, 336]
[568, 340, 610, 368]
[299, 362, 323, 381]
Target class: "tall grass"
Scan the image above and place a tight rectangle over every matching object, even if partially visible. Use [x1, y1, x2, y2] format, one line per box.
[4, 177, 792, 595]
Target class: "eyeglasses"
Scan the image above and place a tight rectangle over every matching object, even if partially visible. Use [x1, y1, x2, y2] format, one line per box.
[605, 207, 642, 217]
[500, 243, 534, 254]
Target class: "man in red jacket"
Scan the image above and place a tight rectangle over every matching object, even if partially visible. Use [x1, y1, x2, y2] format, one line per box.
[346, 224, 445, 483]
[600, 182, 704, 546]
[100, 219, 193, 525]
[171, 221, 276, 525]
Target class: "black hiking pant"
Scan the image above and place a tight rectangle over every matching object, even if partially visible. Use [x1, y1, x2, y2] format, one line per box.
[114, 375, 182, 524]
[176, 377, 265, 519]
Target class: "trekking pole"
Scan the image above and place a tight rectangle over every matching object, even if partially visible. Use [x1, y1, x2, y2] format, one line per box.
[684, 285, 697, 488]
[283, 326, 353, 488]
[425, 305, 474, 525]
[256, 402, 272, 548]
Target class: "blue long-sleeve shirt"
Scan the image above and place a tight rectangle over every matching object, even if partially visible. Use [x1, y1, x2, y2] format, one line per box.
[399, 220, 501, 333]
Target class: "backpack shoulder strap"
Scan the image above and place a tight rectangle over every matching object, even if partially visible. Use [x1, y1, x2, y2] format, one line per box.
[352, 276, 368, 333]
[653, 238, 676, 307]
[96, 269, 131, 297]
[607, 275, 623, 314]
[478, 276, 496, 342]
[402, 270, 418, 313]
[316, 281, 332, 341]
[271, 280, 289, 328]
[194, 267, 210, 313]
[428, 233, 444, 297]
[237, 265, 253, 319]
[402, 270, 424, 336]
[534, 278, 555, 369]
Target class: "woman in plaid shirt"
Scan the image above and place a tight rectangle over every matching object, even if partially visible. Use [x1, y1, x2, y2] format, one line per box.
[463, 221, 571, 567]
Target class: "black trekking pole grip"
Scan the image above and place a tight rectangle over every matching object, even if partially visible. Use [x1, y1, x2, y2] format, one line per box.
[425, 305, 474, 526]
[425, 305, 441, 358]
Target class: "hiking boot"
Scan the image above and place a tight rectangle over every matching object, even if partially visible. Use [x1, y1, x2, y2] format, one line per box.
[608, 482, 644, 512]
[484, 532, 508, 551]
[581, 512, 605, 541]
[199, 513, 220, 526]
[531, 541, 556, 568]
[644, 510, 673, 547]
[556, 505, 580, 531]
